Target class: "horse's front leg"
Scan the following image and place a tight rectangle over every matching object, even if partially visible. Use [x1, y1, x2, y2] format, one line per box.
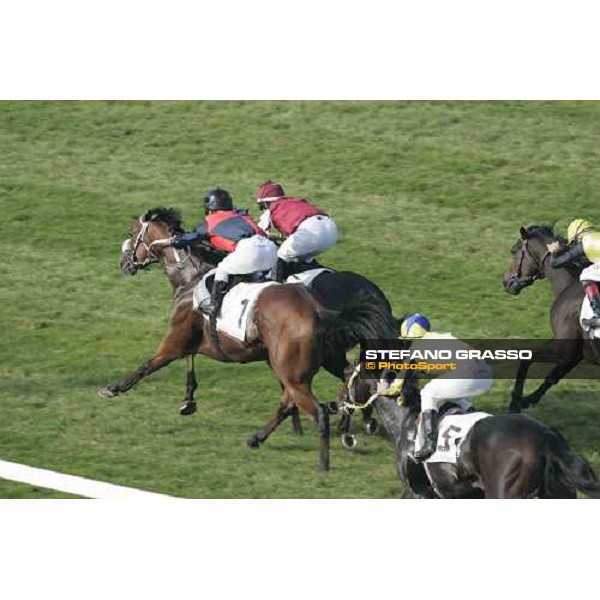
[179, 354, 198, 415]
[509, 359, 532, 412]
[361, 405, 380, 435]
[521, 359, 580, 407]
[98, 330, 186, 398]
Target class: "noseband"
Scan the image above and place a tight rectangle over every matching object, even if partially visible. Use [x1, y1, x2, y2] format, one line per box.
[507, 238, 550, 288]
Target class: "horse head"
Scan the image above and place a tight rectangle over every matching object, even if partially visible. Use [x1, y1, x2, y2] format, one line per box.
[120, 207, 184, 275]
[503, 224, 556, 295]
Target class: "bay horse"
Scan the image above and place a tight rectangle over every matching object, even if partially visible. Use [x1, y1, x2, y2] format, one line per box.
[191, 248, 398, 447]
[100, 207, 397, 470]
[343, 367, 600, 498]
[503, 224, 599, 412]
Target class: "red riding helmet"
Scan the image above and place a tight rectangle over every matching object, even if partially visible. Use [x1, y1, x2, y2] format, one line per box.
[256, 180, 285, 203]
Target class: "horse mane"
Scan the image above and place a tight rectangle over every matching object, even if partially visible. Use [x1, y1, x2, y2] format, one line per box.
[142, 206, 185, 234]
[523, 223, 566, 243]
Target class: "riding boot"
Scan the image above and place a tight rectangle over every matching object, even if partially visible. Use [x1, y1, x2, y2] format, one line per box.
[583, 282, 600, 328]
[205, 279, 228, 317]
[272, 258, 287, 283]
[414, 410, 437, 462]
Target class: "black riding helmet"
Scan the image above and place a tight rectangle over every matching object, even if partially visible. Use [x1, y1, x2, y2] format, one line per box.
[203, 187, 233, 213]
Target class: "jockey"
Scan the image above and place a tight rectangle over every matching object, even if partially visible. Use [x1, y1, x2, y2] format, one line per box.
[548, 218, 600, 327]
[169, 187, 277, 315]
[399, 313, 493, 461]
[255, 180, 339, 282]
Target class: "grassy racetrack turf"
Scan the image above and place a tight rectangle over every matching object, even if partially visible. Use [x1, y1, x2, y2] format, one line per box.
[1, 100, 599, 498]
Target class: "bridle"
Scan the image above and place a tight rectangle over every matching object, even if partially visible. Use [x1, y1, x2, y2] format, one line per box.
[507, 237, 550, 289]
[122, 217, 187, 272]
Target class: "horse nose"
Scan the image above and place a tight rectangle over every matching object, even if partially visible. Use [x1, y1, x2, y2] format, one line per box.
[503, 276, 521, 295]
[120, 253, 137, 276]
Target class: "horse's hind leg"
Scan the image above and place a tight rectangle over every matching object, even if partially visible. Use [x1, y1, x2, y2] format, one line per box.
[287, 384, 330, 471]
[248, 396, 294, 448]
[482, 454, 540, 498]
[290, 406, 303, 435]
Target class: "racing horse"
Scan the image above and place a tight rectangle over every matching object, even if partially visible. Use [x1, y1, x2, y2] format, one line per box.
[100, 207, 397, 470]
[343, 366, 600, 498]
[188, 245, 398, 447]
[503, 224, 600, 412]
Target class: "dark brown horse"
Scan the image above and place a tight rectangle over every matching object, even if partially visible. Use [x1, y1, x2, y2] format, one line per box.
[343, 367, 600, 498]
[503, 224, 599, 412]
[100, 208, 396, 470]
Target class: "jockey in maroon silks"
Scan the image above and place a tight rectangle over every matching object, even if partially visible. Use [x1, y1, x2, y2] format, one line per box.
[256, 181, 339, 282]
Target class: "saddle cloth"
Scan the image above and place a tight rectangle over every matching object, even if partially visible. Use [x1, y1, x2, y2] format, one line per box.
[416, 411, 491, 464]
[580, 297, 600, 338]
[285, 267, 332, 288]
[193, 270, 279, 342]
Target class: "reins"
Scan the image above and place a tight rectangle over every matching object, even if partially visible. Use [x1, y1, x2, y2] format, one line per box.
[340, 363, 405, 413]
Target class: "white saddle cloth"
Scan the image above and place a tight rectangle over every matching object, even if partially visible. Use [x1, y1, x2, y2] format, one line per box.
[580, 297, 600, 338]
[285, 267, 332, 287]
[416, 412, 491, 464]
[193, 270, 279, 342]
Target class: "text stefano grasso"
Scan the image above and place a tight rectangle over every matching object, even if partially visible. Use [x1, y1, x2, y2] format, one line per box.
[363, 349, 533, 361]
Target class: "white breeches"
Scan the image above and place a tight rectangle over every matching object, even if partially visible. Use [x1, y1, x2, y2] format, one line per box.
[215, 235, 278, 282]
[278, 215, 338, 262]
[580, 263, 600, 283]
[420, 361, 493, 413]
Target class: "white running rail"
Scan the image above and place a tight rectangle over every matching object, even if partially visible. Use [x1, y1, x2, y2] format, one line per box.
[0, 459, 174, 499]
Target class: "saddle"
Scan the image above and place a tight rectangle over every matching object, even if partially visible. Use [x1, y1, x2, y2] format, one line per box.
[193, 269, 279, 343]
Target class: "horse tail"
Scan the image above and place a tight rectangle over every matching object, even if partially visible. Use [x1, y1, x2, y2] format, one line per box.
[542, 431, 600, 498]
[316, 287, 398, 354]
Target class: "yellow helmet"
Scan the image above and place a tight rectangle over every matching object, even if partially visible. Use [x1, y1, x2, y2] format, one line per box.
[567, 219, 594, 243]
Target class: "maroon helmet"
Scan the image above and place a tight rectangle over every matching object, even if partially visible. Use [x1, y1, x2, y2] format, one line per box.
[256, 180, 285, 203]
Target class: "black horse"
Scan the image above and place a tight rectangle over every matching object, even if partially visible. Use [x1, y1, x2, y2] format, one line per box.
[503, 224, 600, 411]
[342, 367, 600, 498]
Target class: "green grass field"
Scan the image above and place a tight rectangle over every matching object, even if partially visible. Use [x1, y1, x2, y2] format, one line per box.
[1, 100, 600, 498]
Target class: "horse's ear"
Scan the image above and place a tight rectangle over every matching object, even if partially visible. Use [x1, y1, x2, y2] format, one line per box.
[520, 226, 528, 240]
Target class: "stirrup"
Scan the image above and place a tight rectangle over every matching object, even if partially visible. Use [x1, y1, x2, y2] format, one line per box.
[582, 316, 600, 330]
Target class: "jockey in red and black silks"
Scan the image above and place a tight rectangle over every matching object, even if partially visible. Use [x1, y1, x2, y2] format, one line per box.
[170, 187, 277, 315]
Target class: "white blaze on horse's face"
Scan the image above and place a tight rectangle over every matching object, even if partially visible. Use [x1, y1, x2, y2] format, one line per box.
[121, 238, 134, 254]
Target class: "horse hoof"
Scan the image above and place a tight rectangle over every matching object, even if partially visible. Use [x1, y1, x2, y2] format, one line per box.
[341, 433, 357, 450]
[523, 395, 539, 407]
[98, 387, 117, 399]
[179, 401, 197, 416]
[364, 419, 380, 435]
[508, 399, 522, 414]
[327, 402, 339, 414]
[247, 436, 261, 449]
